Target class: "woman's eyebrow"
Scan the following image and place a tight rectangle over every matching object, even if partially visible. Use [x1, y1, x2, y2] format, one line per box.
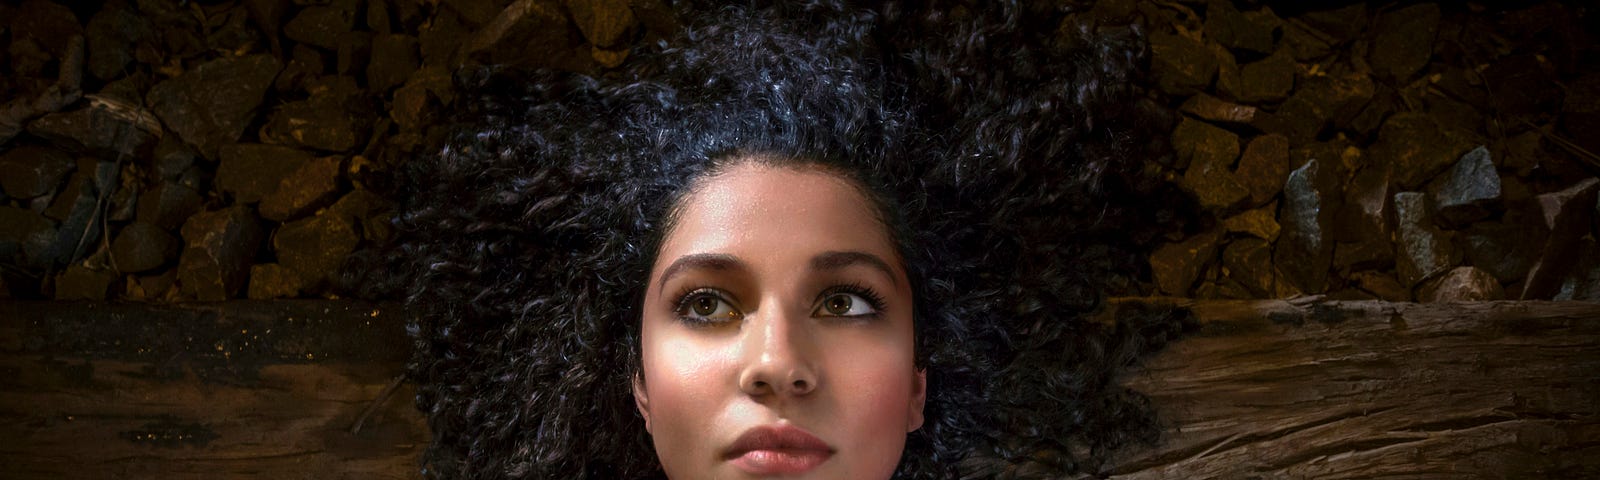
[811, 250, 899, 286]
[657, 253, 745, 290]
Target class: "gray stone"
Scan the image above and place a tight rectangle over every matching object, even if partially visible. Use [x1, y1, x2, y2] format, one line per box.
[367, 34, 420, 92]
[1370, 112, 1476, 189]
[566, 0, 637, 48]
[1556, 238, 1600, 301]
[1150, 31, 1217, 96]
[27, 96, 161, 161]
[1394, 191, 1460, 287]
[1462, 217, 1545, 284]
[178, 207, 265, 301]
[261, 156, 344, 222]
[1234, 133, 1289, 206]
[147, 54, 282, 159]
[54, 265, 114, 301]
[1221, 237, 1273, 297]
[1238, 50, 1295, 104]
[41, 160, 118, 267]
[1275, 156, 1342, 293]
[136, 182, 205, 231]
[274, 211, 360, 292]
[0, 145, 75, 199]
[284, 4, 357, 49]
[217, 144, 314, 204]
[1367, 3, 1439, 84]
[1418, 266, 1505, 302]
[111, 222, 179, 274]
[248, 263, 302, 299]
[1150, 228, 1223, 296]
[1204, 1, 1279, 55]
[1427, 146, 1501, 227]
[1522, 178, 1600, 300]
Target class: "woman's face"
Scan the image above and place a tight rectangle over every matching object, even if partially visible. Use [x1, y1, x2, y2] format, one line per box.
[635, 161, 925, 479]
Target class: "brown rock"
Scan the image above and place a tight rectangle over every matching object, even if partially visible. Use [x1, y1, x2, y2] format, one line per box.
[1370, 112, 1476, 189]
[1204, 2, 1280, 55]
[111, 222, 179, 274]
[218, 144, 314, 204]
[391, 66, 453, 131]
[1180, 93, 1260, 125]
[0, 206, 57, 269]
[367, 34, 420, 92]
[1367, 3, 1440, 84]
[178, 207, 265, 301]
[1222, 206, 1280, 242]
[136, 182, 205, 231]
[566, 0, 636, 48]
[54, 265, 114, 301]
[1334, 165, 1392, 243]
[1418, 267, 1505, 302]
[462, 0, 586, 71]
[1150, 31, 1216, 96]
[1221, 237, 1273, 297]
[260, 156, 344, 222]
[273, 212, 360, 291]
[335, 31, 373, 77]
[1171, 117, 1238, 171]
[1238, 50, 1295, 104]
[1333, 239, 1393, 273]
[1350, 271, 1410, 302]
[261, 82, 372, 152]
[248, 263, 302, 299]
[1394, 192, 1460, 287]
[1234, 133, 1290, 206]
[1150, 228, 1223, 296]
[146, 54, 282, 159]
[284, 3, 357, 49]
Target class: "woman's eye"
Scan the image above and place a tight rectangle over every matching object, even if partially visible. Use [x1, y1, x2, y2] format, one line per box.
[815, 293, 877, 317]
[676, 292, 741, 323]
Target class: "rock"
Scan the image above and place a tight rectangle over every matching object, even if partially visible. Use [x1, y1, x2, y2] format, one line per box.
[391, 66, 453, 131]
[1461, 219, 1544, 285]
[1180, 93, 1260, 125]
[1484, 53, 1562, 120]
[1213, 44, 1245, 102]
[1555, 238, 1600, 301]
[151, 135, 197, 181]
[1522, 178, 1600, 300]
[0, 145, 75, 199]
[217, 144, 315, 203]
[1150, 227, 1223, 296]
[276, 44, 326, 93]
[1370, 112, 1475, 189]
[1235, 134, 1289, 206]
[367, 0, 393, 33]
[328, 187, 389, 219]
[273, 211, 360, 291]
[1417, 266, 1505, 302]
[1269, 72, 1374, 143]
[147, 54, 283, 159]
[284, 4, 357, 49]
[1204, 1, 1279, 55]
[1275, 156, 1342, 293]
[566, 0, 636, 48]
[367, 34, 419, 92]
[110, 222, 179, 273]
[1426, 146, 1501, 227]
[1170, 117, 1237, 171]
[1367, 3, 1439, 84]
[335, 31, 373, 77]
[442, 0, 502, 27]
[261, 156, 344, 221]
[54, 265, 114, 301]
[1333, 238, 1392, 273]
[1350, 271, 1410, 302]
[41, 160, 118, 267]
[1280, 16, 1332, 61]
[1180, 147, 1248, 213]
[11, 0, 82, 59]
[0, 206, 57, 268]
[1237, 50, 1295, 104]
[248, 263, 302, 299]
[1561, 73, 1600, 158]
[206, 4, 263, 58]
[419, 7, 470, 66]
[592, 45, 629, 68]
[85, 1, 154, 81]
[178, 207, 265, 301]
[261, 83, 372, 152]
[462, 0, 586, 71]
[1222, 206, 1279, 242]
[1394, 191, 1460, 288]
[26, 97, 161, 160]
[1150, 30, 1216, 96]
[136, 182, 205, 231]
[1221, 237, 1273, 297]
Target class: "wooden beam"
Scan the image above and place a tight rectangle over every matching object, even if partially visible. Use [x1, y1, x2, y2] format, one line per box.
[1, 299, 1596, 478]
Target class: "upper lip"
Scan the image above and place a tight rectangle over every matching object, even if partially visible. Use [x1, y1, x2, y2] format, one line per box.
[724, 424, 834, 458]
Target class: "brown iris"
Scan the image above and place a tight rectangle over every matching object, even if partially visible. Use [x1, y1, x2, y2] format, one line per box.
[823, 294, 852, 315]
[691, 296, 719, 316]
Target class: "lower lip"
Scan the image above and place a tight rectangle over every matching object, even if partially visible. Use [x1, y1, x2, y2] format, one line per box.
[730, 448, 832, 475]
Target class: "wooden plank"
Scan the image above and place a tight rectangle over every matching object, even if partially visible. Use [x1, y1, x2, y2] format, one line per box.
[1, 300, 1596, 478]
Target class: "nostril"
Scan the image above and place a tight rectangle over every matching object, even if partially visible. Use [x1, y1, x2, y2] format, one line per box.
[793, 379, 808, 390]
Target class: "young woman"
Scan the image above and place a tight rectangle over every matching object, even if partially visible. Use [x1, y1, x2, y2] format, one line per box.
[389, 1, 1194, 478]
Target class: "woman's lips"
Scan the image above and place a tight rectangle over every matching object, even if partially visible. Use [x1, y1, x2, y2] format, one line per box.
[725, 424, 834, 475]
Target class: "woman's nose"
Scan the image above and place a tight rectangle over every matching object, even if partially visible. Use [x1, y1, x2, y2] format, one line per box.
[737, 309, 819, 397]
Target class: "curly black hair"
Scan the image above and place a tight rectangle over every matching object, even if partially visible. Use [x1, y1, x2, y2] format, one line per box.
[387, 1, 1195, 478]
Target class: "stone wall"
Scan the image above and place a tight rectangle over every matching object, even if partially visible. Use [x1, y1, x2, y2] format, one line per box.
[0, 0, 1594, 302]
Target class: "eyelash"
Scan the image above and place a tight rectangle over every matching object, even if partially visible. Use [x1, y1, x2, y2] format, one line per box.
[669, 282, 888, 325]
